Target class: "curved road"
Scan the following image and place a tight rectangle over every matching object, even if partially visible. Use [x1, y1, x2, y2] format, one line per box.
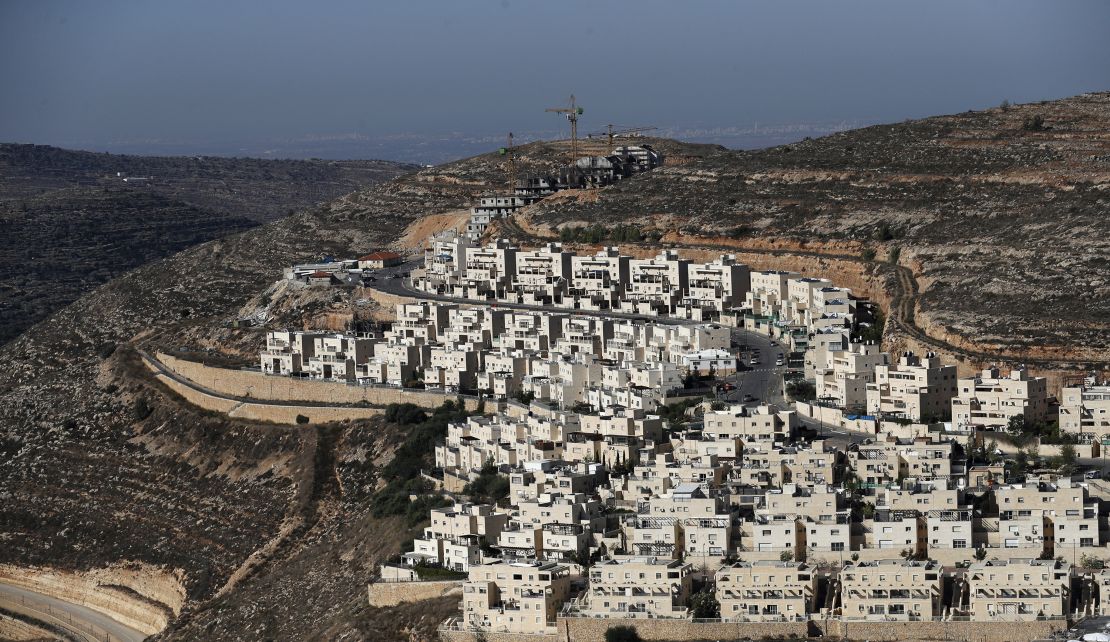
[0, 582, 148, 642]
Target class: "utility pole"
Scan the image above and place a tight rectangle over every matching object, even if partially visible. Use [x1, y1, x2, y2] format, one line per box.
[546, 95, 584, 160]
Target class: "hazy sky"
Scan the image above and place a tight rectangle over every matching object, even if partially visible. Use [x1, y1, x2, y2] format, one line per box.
[2, 0, 1109, 155]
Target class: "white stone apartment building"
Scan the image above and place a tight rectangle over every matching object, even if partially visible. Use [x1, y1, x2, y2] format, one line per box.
[261, 330, 323, 375]
[815, 342, 889, 411]
[407, 503, 509, 571]
[461, 239, 517, 299]
[966, 558, 1071, 620]
[568, 247, 628, 310]
[623, 250, 689, 315]
[496, 311, 564, 353]
[839, 559, 941, 620]
[1059, 382, 1110, 439]
[305, 333, 374, 381]
[391, 301, 454, 345]
[512, 243, 573, 305]
[466, 195, 528, 241]
[702, 404, 801, 445]
[422, 230, 470, 292]
[951, 367, 1049, 432]
[716, 561, 815, 621]
[679, 255, 750, 319]
[580, 557, 693, 618]
[462, 561, 578, 633]
[866, 351, 958, 421]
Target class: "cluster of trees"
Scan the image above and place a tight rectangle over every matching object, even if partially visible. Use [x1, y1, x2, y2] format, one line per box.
[462, 459, 510, 505]
[371, 401, 471, 525]
[558, 224, 661, 244]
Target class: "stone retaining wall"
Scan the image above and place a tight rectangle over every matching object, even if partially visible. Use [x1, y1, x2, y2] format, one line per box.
[153, 371, 386, 425]
[825, 617, 1064, 642]
[560, 616, 809, 642]
[155, 353, 480, 411]
[367, 580, 462, 607]
[442, 616, 1065, 642]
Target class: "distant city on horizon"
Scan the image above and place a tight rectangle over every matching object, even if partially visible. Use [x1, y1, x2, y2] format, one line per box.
[37, 118, 876, 165]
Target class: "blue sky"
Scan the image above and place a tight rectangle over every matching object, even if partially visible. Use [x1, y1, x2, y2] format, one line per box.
[2, 0, 1108, 157]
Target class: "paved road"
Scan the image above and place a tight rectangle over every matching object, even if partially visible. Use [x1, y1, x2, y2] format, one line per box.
[0, 582, 148, 642]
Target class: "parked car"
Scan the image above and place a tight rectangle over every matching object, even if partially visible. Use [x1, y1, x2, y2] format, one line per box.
[742, 394, 756, 403]
[1086, 470, 1102, 479]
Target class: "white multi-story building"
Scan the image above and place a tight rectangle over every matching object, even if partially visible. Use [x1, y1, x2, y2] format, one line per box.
[1058, 382, 1110, 439]
[951, 367, 1049, 432]
[866, 351, 958, 421]
[815, 342, 888, 411]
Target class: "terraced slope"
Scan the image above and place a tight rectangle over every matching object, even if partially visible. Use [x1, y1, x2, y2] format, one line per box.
[0, 93, 1105, 640]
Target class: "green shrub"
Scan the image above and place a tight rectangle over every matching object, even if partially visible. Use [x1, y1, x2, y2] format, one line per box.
[133, 397, 153, 421]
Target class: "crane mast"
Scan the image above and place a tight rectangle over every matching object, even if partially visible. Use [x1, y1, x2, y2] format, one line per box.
[546, 95, 584, 160]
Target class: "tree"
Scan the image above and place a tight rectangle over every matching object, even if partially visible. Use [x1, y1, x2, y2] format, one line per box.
[605, 625, 643, 642]
[1059, 443, 1078, 476]
[779, 550, 794, 562]
[887, 246, 901, 264]
[1022, 114, 1046, 131]
[1000, 99, 1011, 111]
[1007, 415, 1026, 436]
[861, 247, 876, 262]
[689, 588, 720, 619]
[974, 547, 987, 562]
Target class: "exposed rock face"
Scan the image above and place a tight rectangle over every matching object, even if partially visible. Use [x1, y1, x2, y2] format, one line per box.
[0, 94, 1106, 639]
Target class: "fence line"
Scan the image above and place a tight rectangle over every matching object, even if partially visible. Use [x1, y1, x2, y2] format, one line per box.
[0, 593, 120, 642]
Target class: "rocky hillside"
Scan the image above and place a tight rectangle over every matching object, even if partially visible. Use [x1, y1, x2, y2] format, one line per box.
[514, 93, 1110, 367]
[0, 144, 417, 344]
[0, 93, 1106, 640]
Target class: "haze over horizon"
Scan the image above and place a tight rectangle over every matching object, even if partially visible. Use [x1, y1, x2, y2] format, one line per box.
[3, 0, 1109, 163]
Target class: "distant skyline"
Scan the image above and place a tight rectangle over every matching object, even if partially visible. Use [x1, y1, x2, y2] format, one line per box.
[2, 0, 1109, 163]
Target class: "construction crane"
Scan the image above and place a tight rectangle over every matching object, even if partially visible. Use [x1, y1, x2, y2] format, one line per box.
[586, 125, 658, 154]
[546, 95, 584, 160]
[498, 132, 516, 195]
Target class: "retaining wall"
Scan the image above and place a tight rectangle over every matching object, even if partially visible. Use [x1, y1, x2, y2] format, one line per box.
[153, 372, 385, 425]
[155, 353, 480, 411]
[367, 580, 462, 607]
[795, 402, 878, 433]
[561, 616, 809, 641]
[825, 617, 1064, 642]
[443, 616, 1064, 642]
